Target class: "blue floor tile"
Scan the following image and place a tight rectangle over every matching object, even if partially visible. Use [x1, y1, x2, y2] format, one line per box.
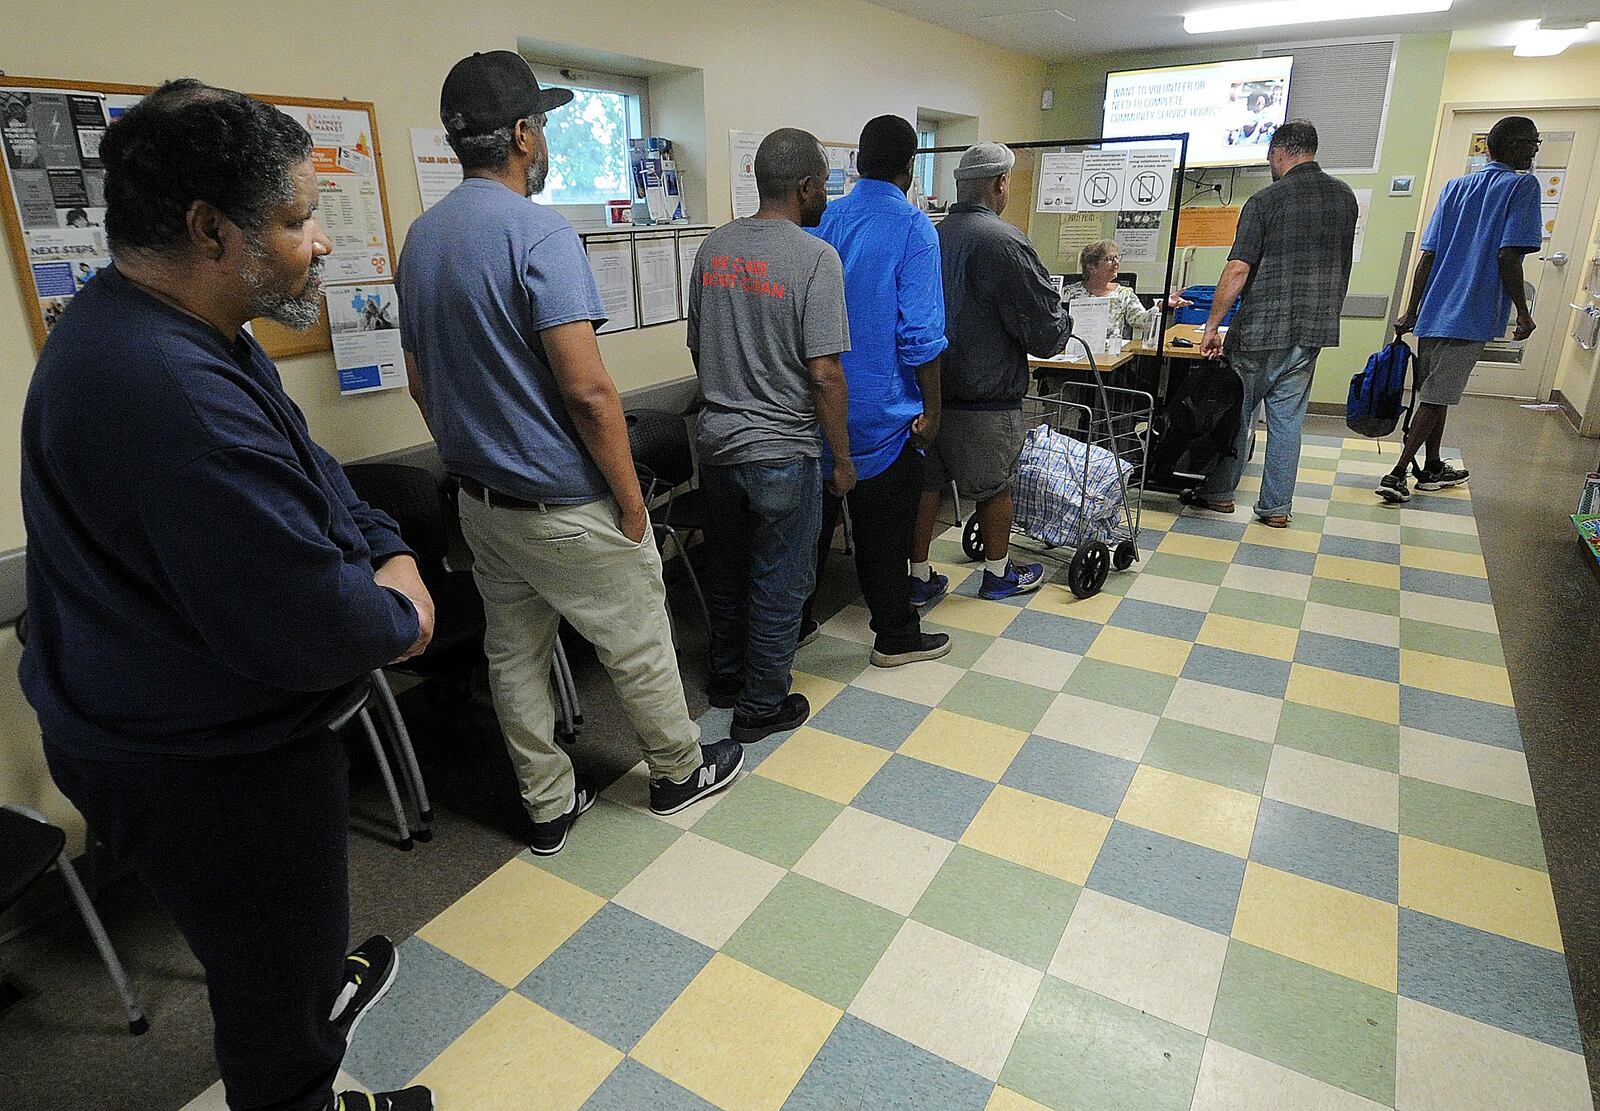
[1293, 481, 1334, 501]
[1234, 543, 1319, 576]
[1001, 736, 1138, 817]
[1108, 598, 1208, 641]
[807, 686, 933, 751]
[582, 1059, 717, 1110]
[1249, 799, 1398, 901]
[1181, 644, 1292, 699]
[853, 754, 994, 841]
[696, 706, 776, 768]
[1169, 515, 1250, 541]
[1304, 434, 1345, 448]
[1400, 567, 1493, 604]
[1318, 534, 1402, 564]
[1293, 630, 1400, 683]
[1086, 822, 1246, 934]
[518, 903, 713, 1051]
[1001, 609, 1104, 655]
[1399, 688, 1522, 750]
[1399, 909, 1582, 1054]
[783, 1015, 993, 1110]
[1408, 493, 1476, 515]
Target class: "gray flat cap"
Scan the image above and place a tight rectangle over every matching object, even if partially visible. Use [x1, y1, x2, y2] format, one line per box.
[953, 142, 1015, 181]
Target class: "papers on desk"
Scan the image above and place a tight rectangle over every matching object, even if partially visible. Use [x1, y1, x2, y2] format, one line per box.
[1066, 295, 1112, 355]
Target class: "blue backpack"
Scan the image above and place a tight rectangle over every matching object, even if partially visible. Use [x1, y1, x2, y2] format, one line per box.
[1346, 339, 1413, 438]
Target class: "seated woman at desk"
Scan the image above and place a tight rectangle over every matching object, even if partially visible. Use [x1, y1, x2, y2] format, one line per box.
[1063, 240, 1191, 343]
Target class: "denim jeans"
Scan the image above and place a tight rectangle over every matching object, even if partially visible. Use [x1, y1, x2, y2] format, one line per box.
[699, 455, 823, 718]
[1202, 345, 1320, 517]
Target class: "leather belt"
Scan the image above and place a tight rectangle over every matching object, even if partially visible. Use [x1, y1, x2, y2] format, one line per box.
[453, 476, 547, 511]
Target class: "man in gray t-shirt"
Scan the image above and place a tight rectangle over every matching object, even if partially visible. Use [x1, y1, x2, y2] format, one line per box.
[688, 128, 853, 742]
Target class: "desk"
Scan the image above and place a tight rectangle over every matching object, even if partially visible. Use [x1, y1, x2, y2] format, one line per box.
[1129, 324, 1209, 360]
[1029, 348, 1136, 376]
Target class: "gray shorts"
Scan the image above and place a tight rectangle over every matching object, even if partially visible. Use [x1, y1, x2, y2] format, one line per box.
[1415, 337, 1486, 406]
[921, 407, 1026, 503]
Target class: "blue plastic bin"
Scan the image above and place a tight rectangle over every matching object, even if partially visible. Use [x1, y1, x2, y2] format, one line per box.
[1173, 284, 1240, 327]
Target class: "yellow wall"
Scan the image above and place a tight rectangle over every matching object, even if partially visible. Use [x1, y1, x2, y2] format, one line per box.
[0, 0, 1044, 837]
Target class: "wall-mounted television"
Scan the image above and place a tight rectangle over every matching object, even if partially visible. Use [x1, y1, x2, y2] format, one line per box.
[1103, 57, 1294, 168]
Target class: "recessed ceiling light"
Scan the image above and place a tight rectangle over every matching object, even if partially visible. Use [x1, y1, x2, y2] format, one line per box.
[1184, 0, 1452, 35]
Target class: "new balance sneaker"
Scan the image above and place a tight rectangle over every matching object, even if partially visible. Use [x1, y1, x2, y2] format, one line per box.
[649, 739, 745, 815]
[330, 935, 398, 1043]
[333, 1087, 434, 1111]
[978, 561, 1046, 600]
[909, 571, 949, 608]
[1375, 473, 1411, 503]
[1413, 461, 1469, 490]
[730, 693, 810, 743]
[870, 632, 952, 668]
[707, 674, 741, 710]
[528, 782, 598, 856]
[797, 619, 821, 649]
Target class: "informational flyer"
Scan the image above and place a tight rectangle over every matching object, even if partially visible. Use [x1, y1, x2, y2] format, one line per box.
[1536, 167, 1565, 203]
[1352, 188, 1372, 264]
[635, 235, 680, 326]
[1036, 151, 1083, 213]
[1079, 150, 1128, 211]
[823, 144, 859, 202]
[1175, 205, 1241, 248]
[410, 127, 463, 210]
[326, 280, 405, 395]
[1067, 295, 1112, 355]
[289, 104, 392, 281]
[1116, 210, 1161, 263]
[586, 236, 638, 335]
[729, 130, 762, 219]
[1057, 212, 1105, 265]
[1124, 149, 1175, 211]
[678, 231, 708, 320]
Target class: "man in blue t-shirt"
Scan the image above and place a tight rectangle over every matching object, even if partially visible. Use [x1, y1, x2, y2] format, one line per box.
[1381, 116, 1544, 503]
[399, 52, 741, 852]
[797, 115, 951, 668]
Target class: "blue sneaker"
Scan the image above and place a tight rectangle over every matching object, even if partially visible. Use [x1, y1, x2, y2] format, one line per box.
[979, 561, 1045, 600]
[909, 571, 949, 608]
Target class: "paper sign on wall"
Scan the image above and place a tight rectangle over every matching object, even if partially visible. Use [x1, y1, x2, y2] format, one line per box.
[1536, 168, 1565, 203]
[327, 281, 405, 395]
[1036, 151, 1083, 213]
[678, 232, 707, 320]
[635, 235, 680, 326]
[1079, 150, 1127, 211]
[411, 128, 463, 210]
[729, 130, 761, 219]
[1543, 204, 1559, 239]
[1175, 205, 1240, 248]
[1116, 210, 1161, 263]
[586, 237, 638, 335]
[1124, 150, 1174, 211]
[1352, 188, 1372, 265]
[1057, 212, 1106, 265]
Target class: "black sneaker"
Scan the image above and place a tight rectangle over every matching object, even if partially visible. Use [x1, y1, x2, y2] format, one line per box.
[730, 693, 810, 744]
[330, 935, 398, 1043]
[870, 632, 953, 668]
[333, 1087, 434, 1111]
[1375, 473, 1411, 503]
[797, 619, 821, 649]
[1413, 461, 1469, 490]
[528, 782, 598, 856]
[707, 674, 741, 710]
[649, 739, 745, 815]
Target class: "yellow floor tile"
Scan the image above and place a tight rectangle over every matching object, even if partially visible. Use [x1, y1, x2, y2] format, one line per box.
[1401, 837, 1563, 952]
[753, 726, 891, 804]
[1235, 475, 1263, 493]
[987, 1087, 1054, 1111]
[1232, 863, 1399, 991]
[1027, 587, 1122, 623]
[927, 593, 1023, 636]
[1313, 554, 1401, 590]
[412, 994, 621, 1108]
[1141, 507, 1179, 531]
[633, 953, 842, 1111]
[1116, 765, 1260, 857]
[961, 785, 1111, 884]
[1198, 613, 1300, 661]
[1286, 663, 1399, 725]
[1086, 625, 1193, 677]
[417, 859, 603, 987]
[1241, 522, 1322, 552]
[1400, 545, 1488, 578]
[1329, 484, 1377, 505]
[900, 708, 1030, 782]
[1157, 532, 1241, 563]
[789, 672, 846, 714]
[1400, 650, 1514, 707]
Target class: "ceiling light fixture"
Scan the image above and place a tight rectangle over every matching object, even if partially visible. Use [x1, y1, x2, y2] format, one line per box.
[1183, 0, 1451, 35]
[1513, 19, 1596, 57]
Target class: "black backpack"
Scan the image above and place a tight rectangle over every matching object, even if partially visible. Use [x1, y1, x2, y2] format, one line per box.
[1149, 360, 1245, 481]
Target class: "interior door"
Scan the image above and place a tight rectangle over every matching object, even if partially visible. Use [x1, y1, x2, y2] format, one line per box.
[1424, 107, 1600, 399]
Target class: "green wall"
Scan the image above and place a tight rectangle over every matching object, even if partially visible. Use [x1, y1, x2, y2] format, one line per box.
[1035, 33, 1451, 404]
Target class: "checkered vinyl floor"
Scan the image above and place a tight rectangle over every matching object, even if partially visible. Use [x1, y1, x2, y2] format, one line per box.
[282, 436, 1587, 1110]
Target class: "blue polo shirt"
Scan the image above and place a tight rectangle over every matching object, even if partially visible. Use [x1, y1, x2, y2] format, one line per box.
[1416, 162, 1543, 342]
[398, 178, 611, 504]
[811, 178, 947, 480]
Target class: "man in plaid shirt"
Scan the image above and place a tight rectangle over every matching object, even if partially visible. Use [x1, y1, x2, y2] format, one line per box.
[1187, 120, 1358, 527]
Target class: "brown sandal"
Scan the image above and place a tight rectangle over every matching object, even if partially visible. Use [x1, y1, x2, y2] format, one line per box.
[1179, 488, 1234, 514]
[1256, 514, 1290, 529]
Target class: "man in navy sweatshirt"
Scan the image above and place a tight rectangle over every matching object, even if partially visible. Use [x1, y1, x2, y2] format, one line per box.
[20, 81, 435, 1111]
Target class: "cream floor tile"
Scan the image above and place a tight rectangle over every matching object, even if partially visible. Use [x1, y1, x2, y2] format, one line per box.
[1294, 496, 1332, 517]
[1394, 998, 1591, 1111]
[1338, 459, 1398, 477]
[1399, 728, 1535, 806]
[851, 658, 967, 706]
[1116, 765, 1260, 858]
[1302, 444, 1344, 459]
[1264, 746, 1400, 832]
[1221, 563, 1313, 601]
[1400, 837, 1563, 952]
[1301, 602, 1401, 648]
[1400, 650, 1513, 707]
[793, 806, 954, 914]
[753, 726, 892, 805]
[1399, 592, 1499, 634]
[1192, 1041, 1389, 1111]
[821, 604, 876, 646]
[972, 638, 1082, 690]
[602, 759, 734, 830]
[1232, 863, 1399, 991]
[614, 832, 785, 947]
[1320, 516, 1403, 544]
[1048, 889, 1229, 1034]
[962, 785, 1112, 885]
[1034, 692, 1160, 761]
[1402, 508, 1478, 536]
[849, 919, 1044, 1081]
[1163, 677, 1284, 743]
[1123, 573, 1220, 611]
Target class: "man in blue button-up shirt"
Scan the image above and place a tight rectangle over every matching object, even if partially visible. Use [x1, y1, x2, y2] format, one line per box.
[799, 115, 953, 668]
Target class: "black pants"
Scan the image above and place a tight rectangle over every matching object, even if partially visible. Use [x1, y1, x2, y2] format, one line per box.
[45, 730, 350, 1111]
[802, 440, 924, 650]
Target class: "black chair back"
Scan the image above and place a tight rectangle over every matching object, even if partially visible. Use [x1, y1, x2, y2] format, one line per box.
[625, 409, 697, 492]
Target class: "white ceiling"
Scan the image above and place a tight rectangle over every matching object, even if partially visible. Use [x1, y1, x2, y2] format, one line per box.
[863, 0, 1600, 60]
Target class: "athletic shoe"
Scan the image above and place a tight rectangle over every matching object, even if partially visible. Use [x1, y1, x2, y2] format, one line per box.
[797, 620, 821, 649]
[649, 739, 744, 814]
[330, 935, 398, 1043]
[979, 561, 1046, 600]
[1375, 474, 1411, 503]
[707, 674, 741, 710]
[333, 1087, 434, 1111]
[730, 693, 810, 743]
[528, 782, 598, 856]
[870, 632, 952, 668]
[909, 571, 949, 608]
[1413, 461, 1469, 490]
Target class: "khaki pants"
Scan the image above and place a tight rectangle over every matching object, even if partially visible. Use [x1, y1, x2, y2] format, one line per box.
[458, 492, 702, 822]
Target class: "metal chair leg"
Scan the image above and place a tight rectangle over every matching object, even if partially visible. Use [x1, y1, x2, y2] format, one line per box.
[839, 501, 855, 555]
[54, 846, 149, 1035]
[950, 480, 965, 525]
[554, 640, 583, 732]
[663, 525, 712, 635]
[369, 670, 432, 833]
[358, 707, 412, 851]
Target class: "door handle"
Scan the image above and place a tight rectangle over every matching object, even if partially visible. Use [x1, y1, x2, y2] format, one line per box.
[1541, 252, 1570, 266]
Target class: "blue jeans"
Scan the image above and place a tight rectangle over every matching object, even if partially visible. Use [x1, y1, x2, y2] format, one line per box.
[699, 456, 822, 718]
[1202, 345, 1320, 518]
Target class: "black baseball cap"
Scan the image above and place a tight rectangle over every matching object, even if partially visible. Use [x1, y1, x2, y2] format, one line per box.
[440, 50, 573, 136]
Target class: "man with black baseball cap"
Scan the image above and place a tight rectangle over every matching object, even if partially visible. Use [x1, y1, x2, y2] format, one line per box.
[400, 51, 743, 856]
